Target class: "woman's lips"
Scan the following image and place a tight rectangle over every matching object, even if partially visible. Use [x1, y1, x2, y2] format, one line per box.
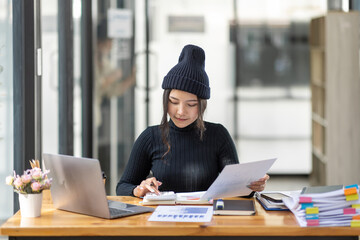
[175, 117, 187, 121]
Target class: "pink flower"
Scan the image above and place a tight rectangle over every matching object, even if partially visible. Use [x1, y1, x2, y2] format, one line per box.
[21, 174, 32, 184]
[5, 176, 14, 185]
[6, 166, 52, 194]
[31, 182, 42, 192]
[31, 168, 42, 180]
[13, 177, 23, 189]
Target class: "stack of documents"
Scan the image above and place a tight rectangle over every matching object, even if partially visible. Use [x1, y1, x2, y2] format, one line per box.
[283, 184, 360, 227]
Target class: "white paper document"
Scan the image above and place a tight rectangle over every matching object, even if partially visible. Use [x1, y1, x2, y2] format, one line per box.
[201, 158, 277, 200]
[148, 206, 213, 222]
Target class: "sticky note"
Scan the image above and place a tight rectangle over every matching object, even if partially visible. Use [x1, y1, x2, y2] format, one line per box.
[344, 187, 358, 196]
[301, 203, 314, 210]
[352, 204, 360, 209]
[305, 214, 319, 220]
[307, 219, 319, 226]
[351, 220, 360, 227]
[299, 196, 312, 203]
[306, 207, 319, 214]
[345, 184, 359, 190]
[346, 194, 359, 201]
[344, 208, 356, 215]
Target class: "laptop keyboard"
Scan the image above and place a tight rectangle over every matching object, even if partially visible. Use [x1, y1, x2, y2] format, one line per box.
[107, 200, 154, 219]
[109, 207, 133, 217]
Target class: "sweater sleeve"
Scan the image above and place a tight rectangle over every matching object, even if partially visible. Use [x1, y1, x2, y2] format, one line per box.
[216, 124, 239, 171]
[116, 127, 154, 196]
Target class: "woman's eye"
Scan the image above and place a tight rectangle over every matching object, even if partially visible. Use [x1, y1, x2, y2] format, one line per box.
[188, 104, 197, 107]
[169, 100, 178, 105]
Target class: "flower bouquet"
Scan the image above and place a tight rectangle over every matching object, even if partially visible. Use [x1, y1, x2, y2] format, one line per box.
[6, 160, 52, 194]
[5, 159, 52, 217]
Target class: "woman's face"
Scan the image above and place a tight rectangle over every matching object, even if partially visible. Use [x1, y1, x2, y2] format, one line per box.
[168, 89, 199, 128]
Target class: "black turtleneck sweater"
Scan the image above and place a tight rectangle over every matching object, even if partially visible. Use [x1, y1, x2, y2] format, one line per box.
[116, 120, 239, 196]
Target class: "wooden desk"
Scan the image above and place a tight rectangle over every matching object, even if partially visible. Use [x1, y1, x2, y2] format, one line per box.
[1, 194, 360, 240]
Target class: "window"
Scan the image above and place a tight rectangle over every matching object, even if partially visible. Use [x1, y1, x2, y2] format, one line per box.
[0, 0, 14, 221]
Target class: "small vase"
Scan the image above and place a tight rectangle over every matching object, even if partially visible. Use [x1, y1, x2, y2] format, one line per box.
[18, 192, 43, 217]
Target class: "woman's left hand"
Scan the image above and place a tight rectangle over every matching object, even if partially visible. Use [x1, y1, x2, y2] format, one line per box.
[248, 174, 270, 192]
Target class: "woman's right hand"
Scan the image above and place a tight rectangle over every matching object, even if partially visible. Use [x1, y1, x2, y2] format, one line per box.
[133, 177, 162, 198]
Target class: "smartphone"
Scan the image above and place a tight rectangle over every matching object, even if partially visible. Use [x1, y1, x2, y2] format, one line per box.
[260, 192, 289, 203]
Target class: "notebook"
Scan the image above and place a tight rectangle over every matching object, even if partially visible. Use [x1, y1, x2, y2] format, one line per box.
[43, 153, 154, 219]
[255, 192, 289, 211]
[213, 199, 256, 215]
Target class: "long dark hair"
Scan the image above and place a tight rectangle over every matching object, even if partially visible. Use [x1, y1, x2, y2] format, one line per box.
[159, 89, 207, 158]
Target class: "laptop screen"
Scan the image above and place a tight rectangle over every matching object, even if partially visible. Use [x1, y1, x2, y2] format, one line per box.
[43, 153, 112, 218]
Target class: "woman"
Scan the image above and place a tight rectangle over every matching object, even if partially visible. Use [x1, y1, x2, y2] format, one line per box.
[116, 44, 269, 197]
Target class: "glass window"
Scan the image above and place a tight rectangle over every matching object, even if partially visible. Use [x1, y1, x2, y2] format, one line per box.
[236, 0, 326, 174]
[41, 0, 82, 157]
[73, 0, 82, 156]
[94, 1, 136, 194]
[41, 0, 59, 155]
[0, 0, 14, 222]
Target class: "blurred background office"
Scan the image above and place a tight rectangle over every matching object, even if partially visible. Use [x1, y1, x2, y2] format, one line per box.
[1, 0, 360, 232]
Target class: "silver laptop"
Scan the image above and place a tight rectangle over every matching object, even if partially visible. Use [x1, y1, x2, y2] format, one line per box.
[43, 153, 154, 219]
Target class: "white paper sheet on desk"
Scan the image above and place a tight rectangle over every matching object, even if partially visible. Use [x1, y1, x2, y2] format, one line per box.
[148, 205, 213, 222]
[201, 158, 277, 200]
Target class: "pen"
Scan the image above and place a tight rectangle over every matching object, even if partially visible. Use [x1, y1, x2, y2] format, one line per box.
[149, 182, 160, 194]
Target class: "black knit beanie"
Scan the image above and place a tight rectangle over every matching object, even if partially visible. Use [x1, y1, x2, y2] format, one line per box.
[162, 44, 210, 99]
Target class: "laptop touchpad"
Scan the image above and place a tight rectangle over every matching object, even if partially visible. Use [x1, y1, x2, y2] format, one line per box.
[108, 200, 131, 209]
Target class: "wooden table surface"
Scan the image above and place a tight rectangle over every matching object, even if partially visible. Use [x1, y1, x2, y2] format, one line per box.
[1, 191, 360, 238]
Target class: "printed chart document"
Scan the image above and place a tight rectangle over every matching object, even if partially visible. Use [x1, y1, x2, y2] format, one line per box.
[201, 158, 277, 200]
[148, 206, 213, 222]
